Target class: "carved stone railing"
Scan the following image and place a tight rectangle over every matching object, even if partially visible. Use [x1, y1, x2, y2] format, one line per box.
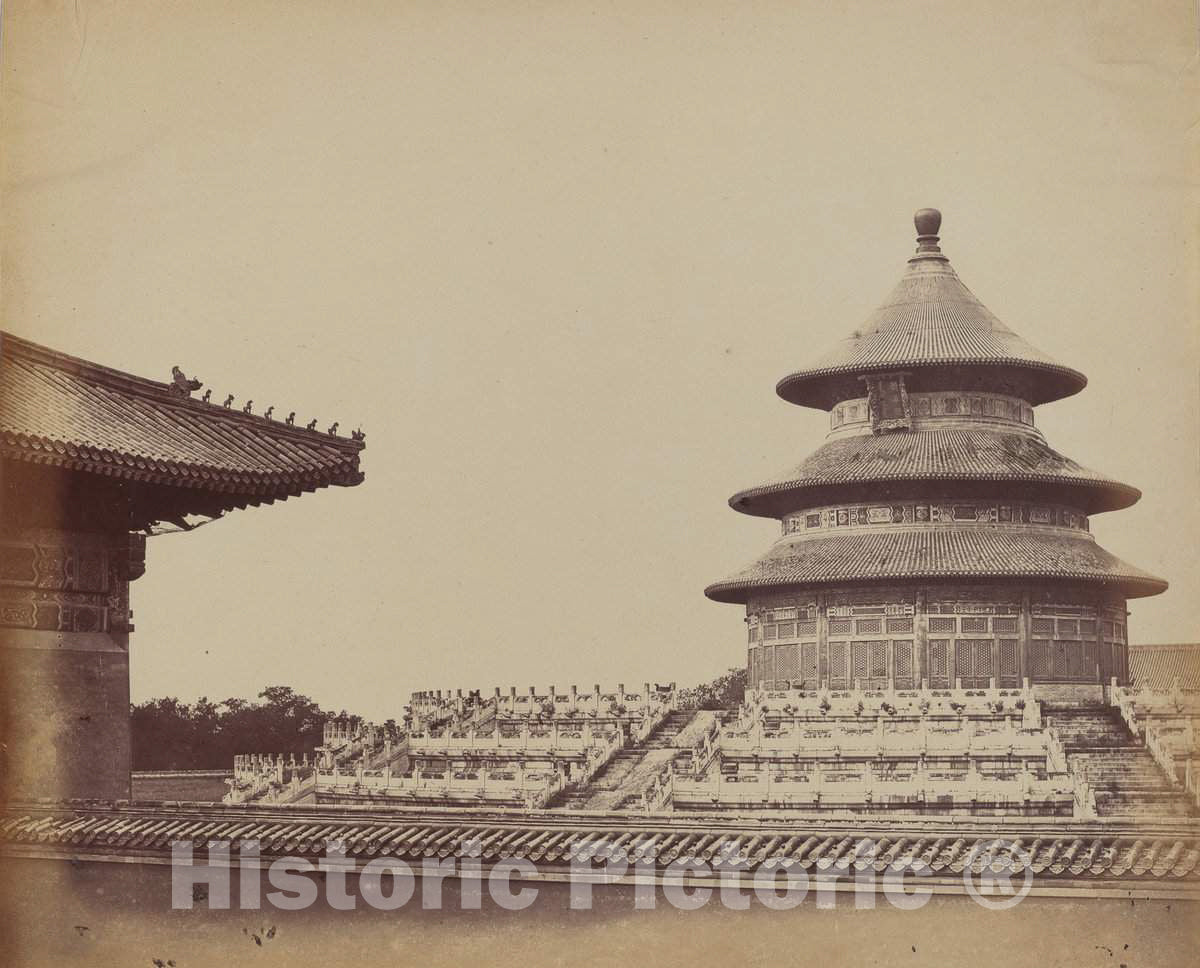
[408, 682, 678, 732]
[315, 723, 627, 807]
[668, 767, 1076, 813]
[744, 683, 1031, 723]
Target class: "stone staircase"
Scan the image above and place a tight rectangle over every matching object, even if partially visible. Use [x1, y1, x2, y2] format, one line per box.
[551, 710, 698, 810]
[1044, 707, 1195, 818]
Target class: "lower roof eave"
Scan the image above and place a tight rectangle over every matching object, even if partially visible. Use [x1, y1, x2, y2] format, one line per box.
[704, 572, 1169, 605]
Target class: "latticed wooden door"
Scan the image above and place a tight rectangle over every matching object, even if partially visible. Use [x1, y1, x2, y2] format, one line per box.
[928, 638, 950, 688]
[828, 640, 849, 689]
[800, 643, 819, 689]
[851, 640, 889, 689]
[955, 638, 993, 687]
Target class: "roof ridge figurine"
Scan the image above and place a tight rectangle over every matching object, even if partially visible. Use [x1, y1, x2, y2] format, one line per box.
[169, 366, 202, 396]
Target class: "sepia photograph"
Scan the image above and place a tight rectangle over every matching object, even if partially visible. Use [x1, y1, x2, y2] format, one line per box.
[0, 1, 1197, 965]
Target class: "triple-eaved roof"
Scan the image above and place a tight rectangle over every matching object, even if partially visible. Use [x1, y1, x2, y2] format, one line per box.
[0, 331, 364, 526]
[708, 210, 1165, 602]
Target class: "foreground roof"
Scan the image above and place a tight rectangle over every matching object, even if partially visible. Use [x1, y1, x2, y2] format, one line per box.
[0, 331, 364, 523]
[3, 803, 1198, 893]
[730, 428, 1140, 518]
[776, 210, 1087, 409]
[705, 528, 1168, 603]
[1130, 644, 1200, 691]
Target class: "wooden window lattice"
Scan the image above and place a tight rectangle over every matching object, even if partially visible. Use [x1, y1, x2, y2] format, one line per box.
[776, 644, 800, 682]
[852, 642, 870, 680]
[829, 642, 848, 686]
[999, 639, 1018, 679]
[801, 643, 818, 687]
[871, 640, 888, 678]
[929, 639, 949, 686]
[893, 640, 914, 686]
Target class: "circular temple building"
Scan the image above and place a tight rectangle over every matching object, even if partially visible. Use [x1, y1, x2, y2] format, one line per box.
[706, 209, 1167, 695]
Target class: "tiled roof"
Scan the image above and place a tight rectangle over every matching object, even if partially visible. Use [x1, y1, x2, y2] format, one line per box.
[730, 429, 1140, 517]
[3, 804, 1198, 885]
[705, 529, 1168, 603]
[1129, 644, 1200, 691]
[775, 217, 1087, 409]
[0, 332, 364, 516]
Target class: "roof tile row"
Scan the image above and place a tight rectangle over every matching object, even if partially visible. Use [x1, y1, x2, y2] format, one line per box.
[3, 808, 1198, 880]
[1, 334, 363, 497]
[731, 428, 1139, 517]
[775, 245, 1087, 408]
[705, 528, 1168, 603]
[1129, 645, 1200, 692]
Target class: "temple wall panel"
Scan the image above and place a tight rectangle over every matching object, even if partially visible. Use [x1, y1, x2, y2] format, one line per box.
[745, 582, 1128, 692]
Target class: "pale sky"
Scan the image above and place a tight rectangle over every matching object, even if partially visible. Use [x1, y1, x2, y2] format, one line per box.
[3, 1, 1197, 720]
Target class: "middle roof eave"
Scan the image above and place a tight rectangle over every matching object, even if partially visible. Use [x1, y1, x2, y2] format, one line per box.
[728, 428, 1141, 517]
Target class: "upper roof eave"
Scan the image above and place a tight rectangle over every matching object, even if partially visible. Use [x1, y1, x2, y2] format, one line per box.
[775, 357, 1089, 410]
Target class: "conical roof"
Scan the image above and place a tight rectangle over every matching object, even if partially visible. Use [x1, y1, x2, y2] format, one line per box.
[776, 210, 1087, 409]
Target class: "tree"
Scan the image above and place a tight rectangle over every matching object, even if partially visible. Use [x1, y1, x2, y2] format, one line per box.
[687, 667, 747, 710]
[130, 685, 335, 770]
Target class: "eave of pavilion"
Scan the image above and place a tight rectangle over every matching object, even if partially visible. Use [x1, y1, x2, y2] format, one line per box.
[0, 330, 366, 526]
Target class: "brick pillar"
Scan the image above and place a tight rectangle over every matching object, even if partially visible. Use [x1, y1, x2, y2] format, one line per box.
[0, 526, 144, 800]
